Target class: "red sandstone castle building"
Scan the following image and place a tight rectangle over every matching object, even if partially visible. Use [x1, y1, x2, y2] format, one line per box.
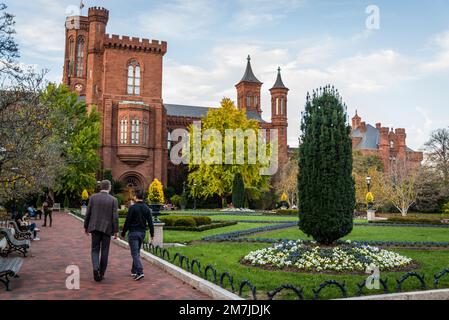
[351, 112, 423, 170]
[62, 7, 289, 191]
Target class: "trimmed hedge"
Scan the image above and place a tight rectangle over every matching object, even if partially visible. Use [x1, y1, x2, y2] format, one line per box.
[263, 210, 299, 216]
[164, 221, 237, 232]
[160, 215, 212, 227]
[386, 216, 448, 225]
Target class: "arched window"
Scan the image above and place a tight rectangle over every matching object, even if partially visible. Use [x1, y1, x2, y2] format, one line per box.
[276, 98, 280, 115]
[76, 37, 85, 77]
[120, 118, 128, 144]
[254, 96, 258, 109]
[246, 95, 251, 108]
[280, 98, 285, 115]
[68, 37, 75, 76]
[390, 140, 395, 148]
[131, 119, 140, 144]
[127, 60, 141, 95]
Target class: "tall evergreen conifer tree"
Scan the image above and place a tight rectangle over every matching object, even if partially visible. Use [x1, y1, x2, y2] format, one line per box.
[232, 172, 245, 208]
[298, 85, 355, 244]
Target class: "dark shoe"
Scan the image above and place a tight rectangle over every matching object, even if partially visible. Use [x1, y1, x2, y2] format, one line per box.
[134, 274, 144, 281]
[93, 269, 101, 282]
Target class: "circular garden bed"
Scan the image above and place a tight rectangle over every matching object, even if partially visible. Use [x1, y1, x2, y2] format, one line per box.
[242, 240, 417, 274]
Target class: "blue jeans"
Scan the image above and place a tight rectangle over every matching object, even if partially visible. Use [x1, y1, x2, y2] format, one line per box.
[128, 231, 145, 275]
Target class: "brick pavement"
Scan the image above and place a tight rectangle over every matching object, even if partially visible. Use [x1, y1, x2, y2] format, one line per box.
[0, 212, 208, 300]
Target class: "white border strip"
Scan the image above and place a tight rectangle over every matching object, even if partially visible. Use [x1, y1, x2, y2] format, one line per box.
[341, 289, 449, 300]
[68, 211, 242, 300]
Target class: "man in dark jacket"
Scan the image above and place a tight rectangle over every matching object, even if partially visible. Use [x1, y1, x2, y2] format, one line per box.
[84, 180, 119, 282]
[121, 189, 154, 281]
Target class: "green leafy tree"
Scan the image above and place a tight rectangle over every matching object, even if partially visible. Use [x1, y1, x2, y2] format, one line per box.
[148, 179, 165, 204]
[41, 84, 101, 198]
[232, 172, 245, 208]
[187, 98, 270, 207]
[298, 85, 355, 244]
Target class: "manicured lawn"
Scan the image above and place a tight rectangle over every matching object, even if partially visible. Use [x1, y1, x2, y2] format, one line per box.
[165, 242, 449, 300]
[246, 225, 449, 243]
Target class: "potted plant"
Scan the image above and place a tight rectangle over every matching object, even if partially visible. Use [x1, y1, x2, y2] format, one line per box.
[147, 179, 165, 221]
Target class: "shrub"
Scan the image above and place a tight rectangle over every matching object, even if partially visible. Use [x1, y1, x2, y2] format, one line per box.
[118, 209, 128, 218]
[171, 195, 182, 207]
[63, 194, 70, 209]
[148, 179, 165, 204]
[386, 216, 445, 225]
[115, 194, 125, 207]
[81, 189, 89, 201]
[443, 202, 449, 214]
[271, 209, 299, 216]
[164, 221, 237, 231]
[192, 216, 212, 226]
[173, 217, 196, 227]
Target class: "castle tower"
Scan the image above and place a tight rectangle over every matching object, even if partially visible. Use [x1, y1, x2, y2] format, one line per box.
[235, 55, 263, 114]
[269, 67, 289, 167]
[351, 110, 361, 130]
[85, 7, 109, 109]
[62, 9, 90, 94]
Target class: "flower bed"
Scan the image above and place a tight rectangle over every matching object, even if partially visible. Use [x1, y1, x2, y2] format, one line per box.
[243, 240, 415, 274]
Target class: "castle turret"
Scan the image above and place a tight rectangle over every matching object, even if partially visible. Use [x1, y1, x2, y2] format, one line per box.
[235, 55, 262, 114]
[62, 8, 90, 94]
[85, 7, 109, 109]
[269, 67, 289, 167]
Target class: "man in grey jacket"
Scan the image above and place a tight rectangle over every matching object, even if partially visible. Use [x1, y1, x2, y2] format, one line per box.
[84, 180, 119, 282]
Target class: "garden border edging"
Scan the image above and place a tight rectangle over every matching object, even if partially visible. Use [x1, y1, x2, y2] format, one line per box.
[67, 211, 242, 300]
[341, 288, 449, 300]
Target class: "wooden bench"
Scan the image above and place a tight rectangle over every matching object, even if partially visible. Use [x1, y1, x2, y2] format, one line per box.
[0, 228, 30, 257]
[0, 257, 23, 291]
[52, 203, 61, 212]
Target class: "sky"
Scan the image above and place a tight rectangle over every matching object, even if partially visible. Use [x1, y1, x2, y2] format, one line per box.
[5, 0, 449, 150]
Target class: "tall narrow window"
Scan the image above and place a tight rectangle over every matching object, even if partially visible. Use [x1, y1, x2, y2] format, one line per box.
[254, 96, 258, 109]
[120, 118, 128, 144]
[276, 98, 280, 115]
[131, 119, 140, 144]
[246, 95, 251, 108]
[76, 37, 85, 77]
[167, 131, 172, 150]
[68, 37, 75, 76]
[280, 98, 285, 115]
[142, 121, 148, 145]
[127, 60, 141, 95]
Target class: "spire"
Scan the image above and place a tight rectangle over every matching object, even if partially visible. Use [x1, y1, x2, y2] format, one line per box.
[238, 55, 262, 84]
[271, 67, 288, 90]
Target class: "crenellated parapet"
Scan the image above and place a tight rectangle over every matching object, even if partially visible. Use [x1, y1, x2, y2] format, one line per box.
[88, 7, 109, 23]
[104, 34, 167, 54]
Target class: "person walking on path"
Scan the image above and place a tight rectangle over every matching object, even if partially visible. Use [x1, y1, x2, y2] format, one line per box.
[42, 196, 53, 227]
[121, 190, 154, 281]
[84, 180, 119, 282]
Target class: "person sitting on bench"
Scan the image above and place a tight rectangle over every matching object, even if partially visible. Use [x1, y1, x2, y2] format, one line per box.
[26, 205, 41, 219]
[15, 212, 40, 241]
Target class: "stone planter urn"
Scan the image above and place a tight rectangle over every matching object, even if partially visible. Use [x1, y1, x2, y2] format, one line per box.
[367, 209, 376, 222]
[149, 203, 163, 222]
[80, 204, 87, 216]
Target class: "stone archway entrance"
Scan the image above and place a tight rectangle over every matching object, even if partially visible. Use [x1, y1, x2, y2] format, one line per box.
[119, 172, 146, 202]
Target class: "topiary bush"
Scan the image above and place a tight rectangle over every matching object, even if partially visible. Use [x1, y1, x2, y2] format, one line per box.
[298, 86, 355, 245]
[148, 178, 165, 204]
[232, 172, 245, 208]
[192, 216, 212, 226]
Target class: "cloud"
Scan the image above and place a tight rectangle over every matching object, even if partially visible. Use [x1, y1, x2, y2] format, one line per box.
[137, 0, 221, 39]
[421, 31, 449, 72]
[233, 0, 305, 28]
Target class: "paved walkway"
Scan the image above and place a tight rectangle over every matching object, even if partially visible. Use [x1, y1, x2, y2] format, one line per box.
[0, 213, 208, 300]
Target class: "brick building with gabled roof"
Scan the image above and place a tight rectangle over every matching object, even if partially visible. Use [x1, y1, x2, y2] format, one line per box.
[351, 111, 423, 170]
[62, 7, 289, 191]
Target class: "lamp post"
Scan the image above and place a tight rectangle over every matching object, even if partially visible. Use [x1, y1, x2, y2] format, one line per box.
[366, 176, 372, 192]
[193, 183, 197, 210]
